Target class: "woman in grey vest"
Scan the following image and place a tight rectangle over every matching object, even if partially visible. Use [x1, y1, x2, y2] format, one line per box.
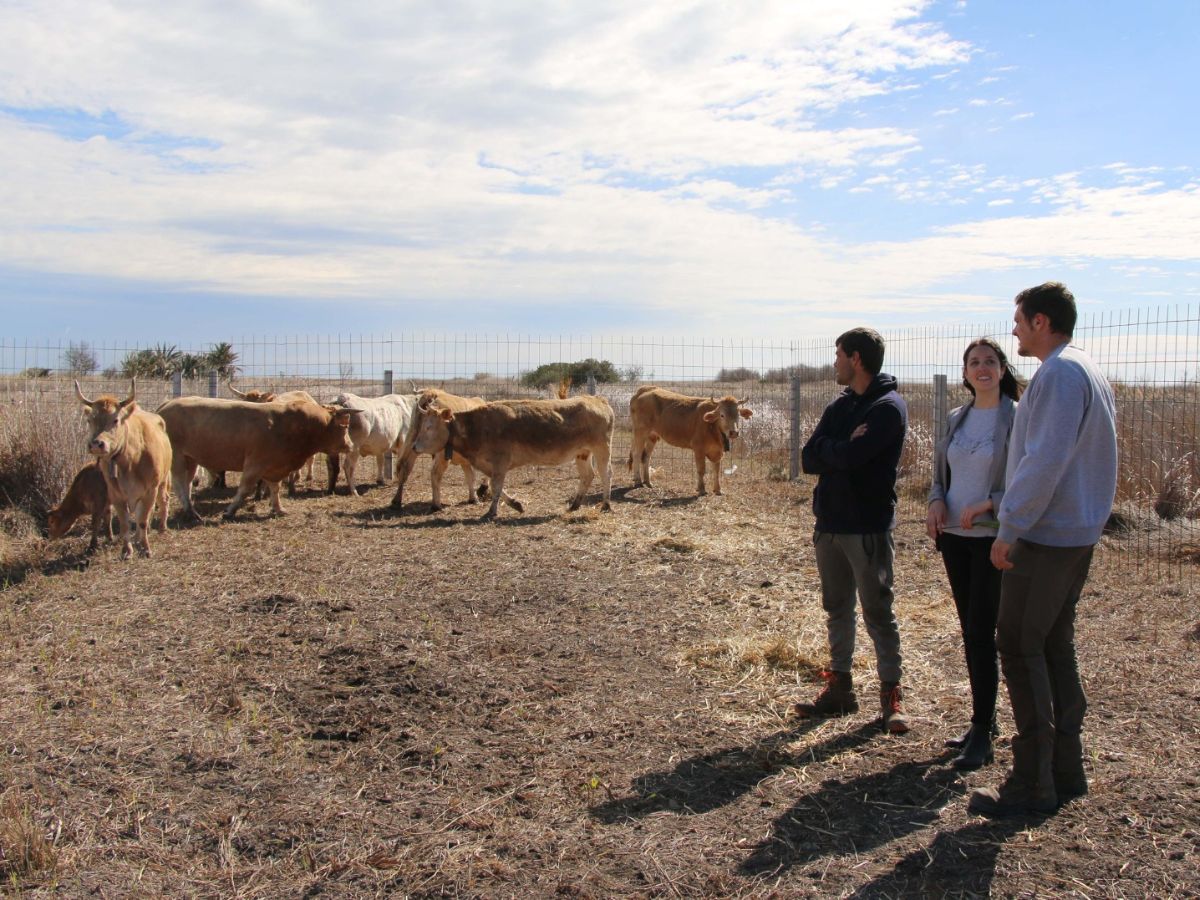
[927, 337, 1023, 770]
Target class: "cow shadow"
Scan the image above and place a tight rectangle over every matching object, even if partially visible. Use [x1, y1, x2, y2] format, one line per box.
[736, 755, 965, 878]
[590, 721, 876, 823]
[844, 818, 1026, 898]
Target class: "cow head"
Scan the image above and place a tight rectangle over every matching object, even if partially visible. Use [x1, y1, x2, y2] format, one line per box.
[47, 506, 71, 540]
[76, 380, 138, 459]
[703, 395, 753, 451]
[229, 384, 276, 402]
[320, 405, 357, 455]
[413, 405, 454, 458]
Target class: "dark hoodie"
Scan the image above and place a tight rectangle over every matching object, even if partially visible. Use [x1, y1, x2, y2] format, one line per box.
[801, 373, 908, 533]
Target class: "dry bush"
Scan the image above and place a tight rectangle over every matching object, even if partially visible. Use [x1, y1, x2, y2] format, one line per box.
[0, 398, 86, 521]
[1152, 453, 1200, 521]
[0, 792, 59, 883]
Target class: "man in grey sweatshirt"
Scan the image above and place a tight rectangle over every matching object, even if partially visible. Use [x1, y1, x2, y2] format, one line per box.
[969, 282, 1118, 817]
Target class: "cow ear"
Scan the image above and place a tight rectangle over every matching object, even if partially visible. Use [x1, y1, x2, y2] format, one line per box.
[334, 411, 353, 426]
[439, 409, 454, 422]
[703, 410, 718, 422]
[739, 407, 753, 418]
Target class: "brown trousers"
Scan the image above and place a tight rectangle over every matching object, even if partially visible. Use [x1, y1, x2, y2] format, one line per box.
[997, 540, 1095, 791]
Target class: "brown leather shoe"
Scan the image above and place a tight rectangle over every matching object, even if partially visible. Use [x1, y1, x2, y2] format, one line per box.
[795, 670, 858, 718]
[968, 775, 1057, 817]
[880, 682, 910, 734]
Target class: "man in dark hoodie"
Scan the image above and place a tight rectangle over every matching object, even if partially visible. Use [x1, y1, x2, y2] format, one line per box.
[797, 327, 910, 734]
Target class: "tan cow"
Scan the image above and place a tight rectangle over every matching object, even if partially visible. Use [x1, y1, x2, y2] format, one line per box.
[47, 461, 113, 552]
[157, 396, 354, 520]
[628, 387, 753, 495]
[390, 388, 499, 511]
[411, 395, 614, 519]
[75, 380, 172, 558]
[224, 385, 322, 492]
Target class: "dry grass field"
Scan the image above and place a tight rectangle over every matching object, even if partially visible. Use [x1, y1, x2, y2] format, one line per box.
[2, 459, 1198, 898]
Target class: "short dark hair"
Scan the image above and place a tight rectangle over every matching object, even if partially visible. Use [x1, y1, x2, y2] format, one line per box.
[836, 327, 885, 375]
[1014, 281, 1077, 337]
[962, 337, 1025, 401]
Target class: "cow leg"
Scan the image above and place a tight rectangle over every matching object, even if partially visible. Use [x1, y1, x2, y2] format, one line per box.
[133, 494, 154, 557]
[483, 471, 507, 520]
[429, 455, 448, 511]
[156, 480, 171, 532]
[390, 449, 418, 509]
[267, 480, 286, 515]
[304, 456, 315, 483]
[630, 428, 648, 486]
[568, 453, 594, 511]
[344, 449, 361, 495]
[710, 450, 723, 495]
[88, 510, 104, 552]
[643, 435, 659, 487]
[326, 453, 340, 495]
[375, 451, 386, 485]
[224, 472, 260, 519]
[172, 457, 201, 521]
[594, 442, 613, 512]
[693, 448, 708, 495]
[113, 501, 133, 559]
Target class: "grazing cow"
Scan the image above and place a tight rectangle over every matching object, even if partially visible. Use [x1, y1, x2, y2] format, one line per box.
[411, 396, 614, 519]
[47, 461, 113, 552]
[326, 391, 416, 495]
[629, 387, 753, 495]
[74, 381, 172, 558]
[157, 396, 355, 520]
[391, 388, 497, 511]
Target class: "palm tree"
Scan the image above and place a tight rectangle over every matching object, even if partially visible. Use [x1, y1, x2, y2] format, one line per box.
[206, 342, 240, 379]
[147, 343, 182, 378]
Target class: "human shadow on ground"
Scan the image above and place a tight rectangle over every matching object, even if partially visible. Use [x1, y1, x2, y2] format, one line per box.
[590, 721, 879, 823]
[737, 755, 965, 878]
[845, 817, 1028, 898]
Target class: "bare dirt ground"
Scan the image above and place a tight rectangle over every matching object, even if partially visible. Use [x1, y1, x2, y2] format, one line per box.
[2, 462, 1198, 898]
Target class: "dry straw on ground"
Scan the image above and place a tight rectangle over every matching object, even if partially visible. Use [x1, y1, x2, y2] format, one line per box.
[1, 464, 1198, 897]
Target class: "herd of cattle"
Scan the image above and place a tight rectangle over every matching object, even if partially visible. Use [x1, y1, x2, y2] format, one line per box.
[48, 381, 755, 558]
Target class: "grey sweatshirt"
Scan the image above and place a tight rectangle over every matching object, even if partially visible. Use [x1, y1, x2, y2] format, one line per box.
[997, 343, 1118, 547]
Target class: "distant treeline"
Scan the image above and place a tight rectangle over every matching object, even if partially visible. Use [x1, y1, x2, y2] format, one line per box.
[715, 364, 836, 383]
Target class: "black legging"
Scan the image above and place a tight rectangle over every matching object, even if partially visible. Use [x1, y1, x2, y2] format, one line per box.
[939, 531, 1001, 727]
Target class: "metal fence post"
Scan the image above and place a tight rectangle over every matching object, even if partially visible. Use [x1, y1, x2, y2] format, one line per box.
[789, 375, 802, 480]
[586, 373, 596, 396]
[932, 374, 948, 482]
[383, 368, 394, 481]
[172, 371, 182, 397]
[208, 370, 218, 398]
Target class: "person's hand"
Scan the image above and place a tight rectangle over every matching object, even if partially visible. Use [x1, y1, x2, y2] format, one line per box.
[926, 500, 947, 542]
[851, 423, 868, 439]
[991, 538, 1014, 570]
[960, 499, 992, 530]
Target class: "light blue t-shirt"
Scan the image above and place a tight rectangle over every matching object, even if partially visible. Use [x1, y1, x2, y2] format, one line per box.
[945, 405, 998, 538]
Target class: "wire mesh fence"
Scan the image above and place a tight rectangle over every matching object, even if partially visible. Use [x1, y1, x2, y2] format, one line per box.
[3, 304, 1197, 578]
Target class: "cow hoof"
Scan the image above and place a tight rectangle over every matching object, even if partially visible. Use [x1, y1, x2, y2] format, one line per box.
[120, 546, 133, 560]
[509, 499, 525, 513]
[567, 498, 583, 512]
[600, 501, 612, 512]
[430, 503, 445, 513]
[714, 489, 723, 496]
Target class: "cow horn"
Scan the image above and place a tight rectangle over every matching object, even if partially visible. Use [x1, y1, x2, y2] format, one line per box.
[119, 379, 136, 409]
[74, 380, 93, 406]
[228, 384, 248, 398]
[737, 396, 748, 405]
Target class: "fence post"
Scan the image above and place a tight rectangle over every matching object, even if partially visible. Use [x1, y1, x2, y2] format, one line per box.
[932, 374, 948, 482]
[208, 370, 218, 398]
[172, 371, 182, 398]
[586, 373, 596, 395]
[382, 368, 394, 481]
[789, 376, 802, 480]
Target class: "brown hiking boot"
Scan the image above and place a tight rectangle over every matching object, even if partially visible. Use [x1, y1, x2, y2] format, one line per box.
[968, 774, 1057, 817]
[795, 669, 857, 719]
[880, 682, 910, 734]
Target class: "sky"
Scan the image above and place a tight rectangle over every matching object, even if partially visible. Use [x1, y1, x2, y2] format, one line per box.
[1, 0, 1198, 346]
